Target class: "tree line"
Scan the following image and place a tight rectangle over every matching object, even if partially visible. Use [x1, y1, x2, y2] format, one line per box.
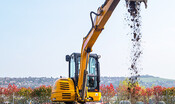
[100, 79, 175, 104]
[0, 83, 51, 104]
[1, 80, 175, 104]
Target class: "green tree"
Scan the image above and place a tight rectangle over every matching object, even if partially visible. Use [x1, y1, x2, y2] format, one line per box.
[31, 85, 52, 103]
[17, 87, 32, 103]
[116, 79, 129, 101]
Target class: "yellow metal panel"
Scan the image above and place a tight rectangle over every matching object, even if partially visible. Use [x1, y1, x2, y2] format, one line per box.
[51, 78, 76, 102]
[88, 92, 101, 102]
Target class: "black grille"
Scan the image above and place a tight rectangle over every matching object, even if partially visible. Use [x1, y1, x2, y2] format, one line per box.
[60, 79, 68, 81]
[62, 93, 71, 99]
[60, 82, 69, 90]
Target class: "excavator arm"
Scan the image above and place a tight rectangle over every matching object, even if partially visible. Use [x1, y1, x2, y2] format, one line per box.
[77, 0, 147, 102]
[77, 0, 120, 101]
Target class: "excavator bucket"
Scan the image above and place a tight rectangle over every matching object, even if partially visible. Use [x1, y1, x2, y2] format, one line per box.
[126, 0, 147, 8]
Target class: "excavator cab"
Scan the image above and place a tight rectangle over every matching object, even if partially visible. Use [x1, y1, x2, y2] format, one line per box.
[51, 53, 101, 103]
[66, 53, 100, 93]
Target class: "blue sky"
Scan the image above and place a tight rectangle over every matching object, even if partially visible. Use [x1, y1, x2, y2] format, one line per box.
[0, 0, 175, 79]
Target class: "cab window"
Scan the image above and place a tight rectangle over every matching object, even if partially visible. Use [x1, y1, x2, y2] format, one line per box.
[70, 57, 75, 78]
[77, 57, 98, 90]
[87, 57, 97, 90]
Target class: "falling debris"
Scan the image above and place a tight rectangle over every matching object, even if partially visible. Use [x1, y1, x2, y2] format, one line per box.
[127, 0, 142, 84]
[125, 0, 145, 103]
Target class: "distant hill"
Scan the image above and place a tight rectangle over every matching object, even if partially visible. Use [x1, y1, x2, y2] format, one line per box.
[140, 75, 175, 82]
[0, 77, 57, 88]
[0, 75, 175, 88]
[101, 75, 175, 88]
[139, 75, 175, 87]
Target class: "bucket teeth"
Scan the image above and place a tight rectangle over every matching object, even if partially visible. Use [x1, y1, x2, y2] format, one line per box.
[126, 0, 147, 8]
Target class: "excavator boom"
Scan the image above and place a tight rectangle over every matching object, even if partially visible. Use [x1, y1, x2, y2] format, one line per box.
[78, 0, 120, 101]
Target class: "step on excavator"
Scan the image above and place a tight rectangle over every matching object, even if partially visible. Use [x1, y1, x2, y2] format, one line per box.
[51, 0, 147, 103]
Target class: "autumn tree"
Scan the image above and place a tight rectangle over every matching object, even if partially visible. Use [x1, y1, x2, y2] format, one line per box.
[146, 87, 153, 101]
[100, 83, 116, 103]
[0, 87, 5, 103]
[162, 87, 175, 103]
[0, 83, 19, 103]
[153, 85, 163, 103]
[4, 83, 19, 96]
[139, 88, 146, 103]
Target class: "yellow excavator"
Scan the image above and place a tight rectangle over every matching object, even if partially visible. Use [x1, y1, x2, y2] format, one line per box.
[51, 0, 147, 103]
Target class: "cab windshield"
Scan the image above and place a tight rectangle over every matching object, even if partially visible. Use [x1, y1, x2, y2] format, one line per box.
[78, 57, 98, 90]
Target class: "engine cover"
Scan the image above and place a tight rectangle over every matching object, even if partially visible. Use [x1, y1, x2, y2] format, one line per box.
[51, 78, 75, 102]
